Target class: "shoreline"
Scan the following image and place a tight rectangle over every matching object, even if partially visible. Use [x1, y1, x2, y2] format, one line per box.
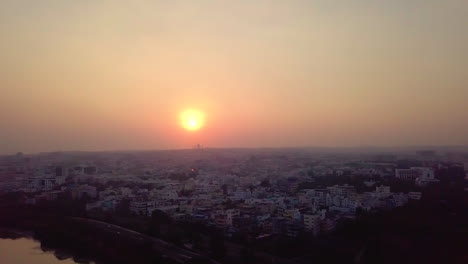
[0, 227, 91, 264]
[0, 227, 33, 239]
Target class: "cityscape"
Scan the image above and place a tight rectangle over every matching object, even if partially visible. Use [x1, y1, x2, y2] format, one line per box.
[1, 148, 467, 263]
[1, 1, 467, 263]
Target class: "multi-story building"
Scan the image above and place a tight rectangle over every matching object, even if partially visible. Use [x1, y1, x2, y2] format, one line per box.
[285, 219, 302, 238]
[130, 200, 155, 216]
[71, 184, 97, 200]
[396, 167, 434, 182]
[328, 184, 356, 197]
[25, 175, 65, 192]
[375, 185, 391, 198]
[303, 213, 321, 236]
[408, 192, 422, 200]
[395, 169, 420, 180]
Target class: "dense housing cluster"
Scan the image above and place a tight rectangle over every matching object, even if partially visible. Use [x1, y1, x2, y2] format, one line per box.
[0, 149, 466, 240]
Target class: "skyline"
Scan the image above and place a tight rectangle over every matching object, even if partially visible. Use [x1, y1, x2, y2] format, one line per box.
[5, 144, 468, 157]
[1, 0, 468, 154]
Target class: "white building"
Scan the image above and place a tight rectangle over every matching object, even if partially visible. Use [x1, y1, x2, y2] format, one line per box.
[24, 175, 65, 192]
[157, 190, 178, 200]
[414, 167, 439, 186]
[408, 192, 422, 200]
[327, 184, 356, 197]
[375, 186, 391, 198]
[395, 169, 420, 180]
[225, 209, 240, 226]
[412, 167, 434, 178]
[396, 167, 434, 182]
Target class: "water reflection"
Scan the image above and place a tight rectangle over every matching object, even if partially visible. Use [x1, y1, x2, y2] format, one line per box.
[0, 237, 80, 264]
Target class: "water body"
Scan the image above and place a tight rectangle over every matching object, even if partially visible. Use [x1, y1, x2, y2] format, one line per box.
[0, 237, 80, 264]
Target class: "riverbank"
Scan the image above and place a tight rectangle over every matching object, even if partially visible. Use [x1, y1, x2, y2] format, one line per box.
[0, 236, 81, 264]
[0, 227, 93, 263]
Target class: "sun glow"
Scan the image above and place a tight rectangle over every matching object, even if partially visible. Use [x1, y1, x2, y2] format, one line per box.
[180, 109, 205, 131]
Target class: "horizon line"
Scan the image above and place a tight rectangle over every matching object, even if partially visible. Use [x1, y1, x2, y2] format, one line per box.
[4, 144, 468, 156]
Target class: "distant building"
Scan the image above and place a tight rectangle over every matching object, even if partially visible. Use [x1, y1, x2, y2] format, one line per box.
[396, 167, 434, 182]
[408, 192, 422, 200]
[395, 169, 420, 181]
[416, 150, 436, 158]
[25, 175, 65, 192]
[130, 200, 155, 216]
[303, 213, 321, 236]
[320, 216, 337, 233]
[285, 219, 302, 238]
[71, 184, 97, 200]
[327, 184, 356, 197]
[375, 186, 392, 198]
[373, 154, 397, 162]
[55, 166, 68, 177]
[415, 167, 439, 186]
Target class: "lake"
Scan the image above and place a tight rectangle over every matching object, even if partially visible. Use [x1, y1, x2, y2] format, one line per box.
[0, 237, 82, 264]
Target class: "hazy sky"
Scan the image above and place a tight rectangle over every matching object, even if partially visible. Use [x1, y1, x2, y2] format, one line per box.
[1, 0, 467, 154]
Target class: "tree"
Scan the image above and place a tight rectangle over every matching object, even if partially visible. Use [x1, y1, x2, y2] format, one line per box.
[209, 234, 226, 260]
[115, 199, 131, 216]
[191, 232, 203, 250]
[260, 179, 270, 187]
[241, 244, 255, 263]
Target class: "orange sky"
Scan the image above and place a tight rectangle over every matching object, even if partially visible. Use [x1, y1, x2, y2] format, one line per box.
[1, 1, 467, 154]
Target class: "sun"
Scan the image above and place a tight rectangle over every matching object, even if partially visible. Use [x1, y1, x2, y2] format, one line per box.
[180, 109, 205, 131]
